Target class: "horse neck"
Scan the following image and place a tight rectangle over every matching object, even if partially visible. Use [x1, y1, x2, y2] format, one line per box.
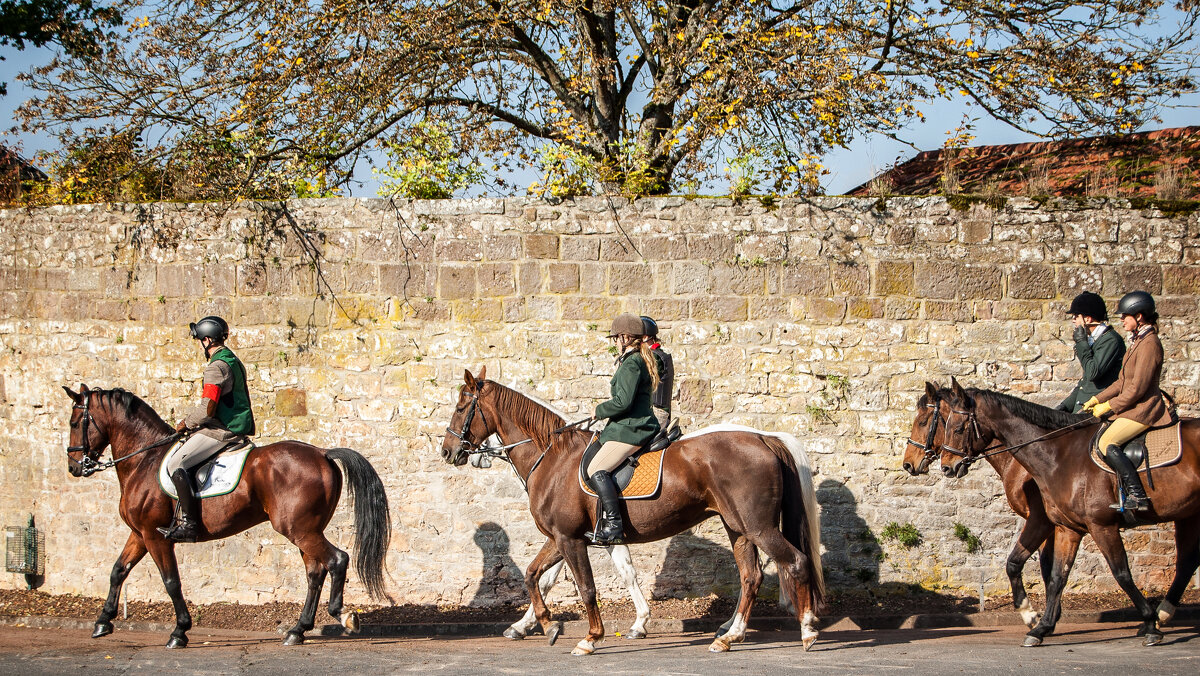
[101, 397, 174, 488]
[975, 395, 1071, 482]
[484, 386, 567, 474]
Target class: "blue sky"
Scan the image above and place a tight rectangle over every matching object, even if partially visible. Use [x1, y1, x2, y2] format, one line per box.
[4, 36, 1197, 197]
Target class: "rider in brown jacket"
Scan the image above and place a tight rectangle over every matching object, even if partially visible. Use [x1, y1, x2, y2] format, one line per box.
[1082, 291, 1171, 511]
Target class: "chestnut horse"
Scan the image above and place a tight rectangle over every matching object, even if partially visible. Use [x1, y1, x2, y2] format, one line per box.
[903, 382, 1064, 630]
[933, 379, 1200, 647]
[440, 368, 824, 654]
[62, 385, 391, 648]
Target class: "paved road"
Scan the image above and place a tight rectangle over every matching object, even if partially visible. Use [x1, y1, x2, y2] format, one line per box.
[1, 620, 1197, 675]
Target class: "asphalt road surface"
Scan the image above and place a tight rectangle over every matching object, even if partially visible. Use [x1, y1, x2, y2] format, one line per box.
[1, 620, 1198, 675]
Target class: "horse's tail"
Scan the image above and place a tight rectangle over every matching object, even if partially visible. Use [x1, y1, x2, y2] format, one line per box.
[762, 433, 825, 611]
[326, 447, 391, 601]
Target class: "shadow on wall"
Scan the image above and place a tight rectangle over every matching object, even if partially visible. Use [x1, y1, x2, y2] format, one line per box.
[651, 531, 782, 603]
[468, 521, 526, 607]
[817, 478, 882, 589]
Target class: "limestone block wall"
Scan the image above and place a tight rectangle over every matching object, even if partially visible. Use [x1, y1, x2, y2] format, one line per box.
[1, 196, 1198, 609]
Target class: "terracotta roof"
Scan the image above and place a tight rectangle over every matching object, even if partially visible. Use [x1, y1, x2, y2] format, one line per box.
[847, 126, 1200, 199]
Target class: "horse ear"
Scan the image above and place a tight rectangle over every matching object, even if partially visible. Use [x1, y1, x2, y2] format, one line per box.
[950, 377, 969, 402]
[63, 385, 80, 402]
[463, 369, 477, 390]
[924, 381, 938, 400]
[477, 365, 487, 382]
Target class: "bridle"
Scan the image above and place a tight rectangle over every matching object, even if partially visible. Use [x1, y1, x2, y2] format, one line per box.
[66, 390, 181, 477]
[905, 400, 942, 471]
[939, 399, 1100, 470]
[444, 383, 541, 491]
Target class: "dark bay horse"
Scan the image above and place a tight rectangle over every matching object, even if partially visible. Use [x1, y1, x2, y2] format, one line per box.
[440, 368, 824, 654]
[903, 382, 1062, 629]
[62, 385, 391, 648]
[934, 379, 1200, 647]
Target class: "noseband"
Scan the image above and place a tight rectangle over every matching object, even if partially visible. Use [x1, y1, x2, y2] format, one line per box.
[445, 389, 489, 457]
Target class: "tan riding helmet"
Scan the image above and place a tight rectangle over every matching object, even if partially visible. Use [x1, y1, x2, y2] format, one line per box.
[608, 312, 645, 337]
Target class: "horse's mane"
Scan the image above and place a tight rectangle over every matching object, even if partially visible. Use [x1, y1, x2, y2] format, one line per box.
[487, 382, 569, 450]
[965, 388, 1088, 429]
[90, 387, 171, 433]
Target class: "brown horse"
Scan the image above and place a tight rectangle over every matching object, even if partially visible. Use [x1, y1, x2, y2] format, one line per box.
[903, 382, 1064, 630]
[440, 368, 824, 654]
[934, 379, 1200, 647]
[62, 385, 391, 648]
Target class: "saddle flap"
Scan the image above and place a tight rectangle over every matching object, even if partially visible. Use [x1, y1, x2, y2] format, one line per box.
[159, 439, 255, 500]
[1091, 420, 1183, 474]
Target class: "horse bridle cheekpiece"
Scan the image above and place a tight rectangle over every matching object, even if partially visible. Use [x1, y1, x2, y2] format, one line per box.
[67, 391, 104, 475]
[445, 386, 489, 461]
[905, 400, 942, 470]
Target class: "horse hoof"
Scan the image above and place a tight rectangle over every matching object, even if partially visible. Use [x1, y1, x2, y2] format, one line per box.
[165, 635, 188, 649]
[1142, 632, 1163, 647]
[624, 629, 646, 640]
[709, 638, 731, 653]
[282, 632, 305, 646]
[503, 627, 526, 640]
[342, 611, 360, 634]
[92, 622, 113, 639]
[1022, 635, 1043, 648]
[546, 621, 563, 646]
[571, 639, 595, 656]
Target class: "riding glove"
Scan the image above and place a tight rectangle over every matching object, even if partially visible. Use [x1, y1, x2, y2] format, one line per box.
[1072, 325, 1088, 343]
[1081, 396, 1099, 412]
[1091, 401, 1112, 418]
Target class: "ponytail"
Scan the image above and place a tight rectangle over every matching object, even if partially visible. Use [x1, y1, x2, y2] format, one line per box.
[637, 338, 662, 394]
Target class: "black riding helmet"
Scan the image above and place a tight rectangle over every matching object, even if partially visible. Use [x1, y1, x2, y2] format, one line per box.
[190, 316, 229, 341]
[1067, 291, 1107, 321]
[1116, 291, 1155, 318]
[640, 316, 659, 338]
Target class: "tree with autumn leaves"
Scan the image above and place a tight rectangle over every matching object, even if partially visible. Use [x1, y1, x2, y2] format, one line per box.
[13, 0, 1199, 201]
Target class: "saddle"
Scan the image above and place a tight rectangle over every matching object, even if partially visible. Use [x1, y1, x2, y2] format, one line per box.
[578, 421, 682, 500]
[1090, 418, 1184, 475]
[158, 436, 256, 500]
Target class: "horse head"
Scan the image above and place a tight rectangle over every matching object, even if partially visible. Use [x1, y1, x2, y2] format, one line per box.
[441, 366, 493, 466]
[62, 384, 111, 477]
[903, 381, 944, 476]
[938, 377, 985, 478]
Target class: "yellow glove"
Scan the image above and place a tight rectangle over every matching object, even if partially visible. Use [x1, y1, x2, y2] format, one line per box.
[1092, 401, 1112, 418]
[1081, 397, 1099, 412]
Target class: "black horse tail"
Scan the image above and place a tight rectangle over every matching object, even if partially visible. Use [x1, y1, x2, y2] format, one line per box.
[763, 434, 826, 612]
[327, 447, 391, 601]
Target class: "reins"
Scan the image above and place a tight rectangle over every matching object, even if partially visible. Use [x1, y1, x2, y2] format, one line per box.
[942, 405, 1102, 468]
[67, 391, 182, 476]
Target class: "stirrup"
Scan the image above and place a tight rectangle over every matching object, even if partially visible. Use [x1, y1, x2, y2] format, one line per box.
[157, 521, 198, 543]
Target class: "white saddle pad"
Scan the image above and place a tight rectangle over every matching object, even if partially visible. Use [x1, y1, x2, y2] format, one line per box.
[158, 441, 255, 499]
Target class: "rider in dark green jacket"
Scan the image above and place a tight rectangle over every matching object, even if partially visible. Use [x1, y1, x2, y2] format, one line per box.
[585, 312, 661, 545]
[1057, 291, 1125, 414]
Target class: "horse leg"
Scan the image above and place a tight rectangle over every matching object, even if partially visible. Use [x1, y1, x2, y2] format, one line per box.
[144, 537, 192, 649]
[745, 528, 818, 651]
[507, 551, 564, 640]
[1090, 525, 1162, 646]
[711, 528, 762, 653]
[606, 544, 650, 639]
[522, 539, 567, 645]
[1005, 517, 1052, 628]
[1024, 528, 1081, 647]
[1037, 530, 1061, 628]
[558, 537, 604, 656]
[283, 549, 328, 646]
[1158, 516, 1200, 627]
[92, 532, 147, 638]
[325, 545, 357, 633]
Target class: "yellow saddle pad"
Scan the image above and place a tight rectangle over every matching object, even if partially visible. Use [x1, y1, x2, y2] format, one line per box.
[578, 448, 667, 500]
[1091, 422, 1183, 474]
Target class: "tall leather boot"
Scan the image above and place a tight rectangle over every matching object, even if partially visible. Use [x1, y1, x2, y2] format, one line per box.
[585, 470, 625, 545]
[157, 469, 201, 542]
[1104, 444, 1152, 511]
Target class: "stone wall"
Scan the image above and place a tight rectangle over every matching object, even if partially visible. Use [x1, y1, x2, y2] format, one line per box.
[1, 196, 1198, 609]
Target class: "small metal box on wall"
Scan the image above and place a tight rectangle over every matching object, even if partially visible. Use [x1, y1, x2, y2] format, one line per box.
[5, 514, 45, 589]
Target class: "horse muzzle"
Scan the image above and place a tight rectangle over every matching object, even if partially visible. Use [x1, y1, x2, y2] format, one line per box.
[942, 461, 970, 479]
[902, 459, 930, 476]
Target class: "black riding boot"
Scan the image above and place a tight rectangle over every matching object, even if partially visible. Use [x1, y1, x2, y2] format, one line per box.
[157, 469, 200, 542]
[585, 470, 625, 545]
[1104, 444, 1152, 511]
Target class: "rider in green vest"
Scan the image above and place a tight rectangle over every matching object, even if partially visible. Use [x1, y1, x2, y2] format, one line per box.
[157, 316, 256, 542]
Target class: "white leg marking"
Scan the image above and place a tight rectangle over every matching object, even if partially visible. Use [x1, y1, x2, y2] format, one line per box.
[509, 559, 564, 637]
[571, 638, 596, 655]
[710, 612, 747, 652]
[1157, 600, 1176, 626]
[1017, 598, 1039, 628]
[801, 609, 818, 651]
[606, 545, 649, 637]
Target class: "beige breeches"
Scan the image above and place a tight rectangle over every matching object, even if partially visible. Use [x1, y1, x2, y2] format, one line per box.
[164, 431, 228, 475]
[1098, 417, 1151, 450]
[586, 441, 640, 476]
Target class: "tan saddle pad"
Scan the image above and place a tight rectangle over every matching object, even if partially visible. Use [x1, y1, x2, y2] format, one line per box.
[1091, 422, 1183, 474]
[578, 448, 667, 500]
